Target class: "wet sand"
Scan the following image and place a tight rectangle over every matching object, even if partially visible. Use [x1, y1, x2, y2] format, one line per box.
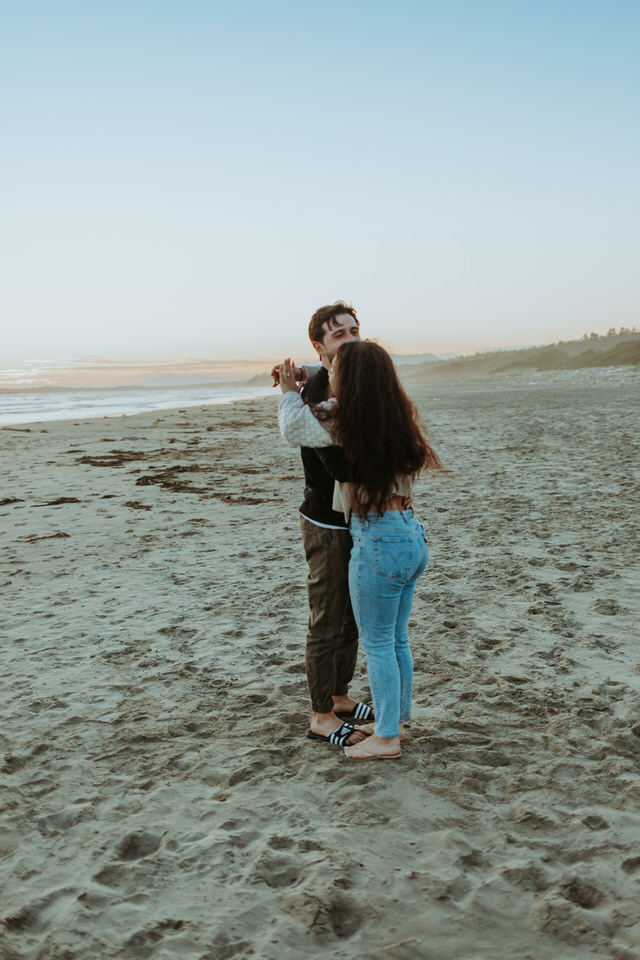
[2, 371, 640, 959]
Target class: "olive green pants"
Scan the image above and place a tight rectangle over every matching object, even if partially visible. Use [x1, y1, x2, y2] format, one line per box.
[300, 516, 359, 713]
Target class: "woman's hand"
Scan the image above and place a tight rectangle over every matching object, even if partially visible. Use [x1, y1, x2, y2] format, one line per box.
[272, 361, 304, 387]
[279, 358, 301, 394]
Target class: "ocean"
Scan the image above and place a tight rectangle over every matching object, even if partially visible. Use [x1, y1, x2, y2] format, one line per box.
[0, 384, 276, 427]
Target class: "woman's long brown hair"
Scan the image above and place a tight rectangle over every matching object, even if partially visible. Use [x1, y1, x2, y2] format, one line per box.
[329, 340, 443, 513]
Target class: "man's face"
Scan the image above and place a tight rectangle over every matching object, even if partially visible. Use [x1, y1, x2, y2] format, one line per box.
[313, 313, 360, 367]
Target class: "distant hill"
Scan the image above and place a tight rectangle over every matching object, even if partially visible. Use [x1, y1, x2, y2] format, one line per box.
[400, 332, 640, 383]
[392, 353, 442, 365]
[150, 335, 639, 391]
[241, 353, 443, 388]
[494, 337, 640, 373]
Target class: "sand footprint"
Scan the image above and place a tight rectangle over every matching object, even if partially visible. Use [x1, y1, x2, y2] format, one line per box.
[116, 829, 164, 861]
[283, 881, 367, 942]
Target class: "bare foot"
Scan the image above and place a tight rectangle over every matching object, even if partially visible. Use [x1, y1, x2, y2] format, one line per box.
[344, 733, 402, 760]
[331, 695, 357, 714]
[357, 721, 407, 741]
[309, 711, 366, 745]
[332, 694, 375, 720]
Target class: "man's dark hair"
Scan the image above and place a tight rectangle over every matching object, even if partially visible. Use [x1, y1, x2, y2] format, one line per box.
[308, 301, 359, 344]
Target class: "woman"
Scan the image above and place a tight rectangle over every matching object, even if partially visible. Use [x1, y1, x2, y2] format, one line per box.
[279, 340, 443, 761]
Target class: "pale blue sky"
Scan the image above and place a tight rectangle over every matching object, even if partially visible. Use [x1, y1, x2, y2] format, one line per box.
[2, 0, 639, 365]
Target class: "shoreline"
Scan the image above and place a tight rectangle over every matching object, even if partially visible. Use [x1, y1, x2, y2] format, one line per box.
[2, 363, 638, 429]
[0, 385, 276, 428]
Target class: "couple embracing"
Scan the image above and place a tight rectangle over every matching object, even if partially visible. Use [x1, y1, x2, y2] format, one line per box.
[275, 302, 443, 761]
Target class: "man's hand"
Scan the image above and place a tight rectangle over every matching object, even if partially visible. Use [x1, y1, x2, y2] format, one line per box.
[270, 363, 282, 386]
[271, 361, 304, 387]
[279, 358, 302, 394]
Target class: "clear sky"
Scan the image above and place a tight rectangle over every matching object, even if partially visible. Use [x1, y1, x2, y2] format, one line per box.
[2, 0, 639, 367]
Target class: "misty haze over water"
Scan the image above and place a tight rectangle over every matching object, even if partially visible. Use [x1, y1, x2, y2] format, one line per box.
[0, 384, 276, 426]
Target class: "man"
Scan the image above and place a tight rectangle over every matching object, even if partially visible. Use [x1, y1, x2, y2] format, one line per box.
[274, 302, 374, 746]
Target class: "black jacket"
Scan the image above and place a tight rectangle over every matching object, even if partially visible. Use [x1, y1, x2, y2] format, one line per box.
[299, 367, 349, 527]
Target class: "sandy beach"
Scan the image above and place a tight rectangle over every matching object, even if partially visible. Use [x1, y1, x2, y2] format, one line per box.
[2, 370, 640, 960]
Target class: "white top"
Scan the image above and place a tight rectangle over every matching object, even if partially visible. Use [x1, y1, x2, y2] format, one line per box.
[278, 392, 417, 521]
[278, 391, 334, 447]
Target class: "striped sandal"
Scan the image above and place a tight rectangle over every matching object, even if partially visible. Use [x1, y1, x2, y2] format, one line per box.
[306, 722, 361, 746]
[335, 702, 375, 722]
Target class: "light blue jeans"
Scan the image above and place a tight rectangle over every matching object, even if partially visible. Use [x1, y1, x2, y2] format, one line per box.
[348, 510, 429, 738]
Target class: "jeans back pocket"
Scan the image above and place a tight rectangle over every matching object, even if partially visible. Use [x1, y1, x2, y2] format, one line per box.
[373, 536, 416, 580]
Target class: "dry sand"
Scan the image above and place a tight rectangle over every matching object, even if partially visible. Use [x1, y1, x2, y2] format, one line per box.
[1, 370, 640, 960]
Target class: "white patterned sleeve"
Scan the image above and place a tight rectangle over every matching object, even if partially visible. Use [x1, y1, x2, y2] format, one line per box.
[278, 393, 333, 447]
